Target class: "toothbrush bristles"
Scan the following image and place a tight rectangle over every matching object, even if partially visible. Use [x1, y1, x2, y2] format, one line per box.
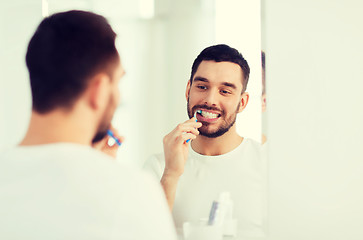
[195, 110, 202, 117]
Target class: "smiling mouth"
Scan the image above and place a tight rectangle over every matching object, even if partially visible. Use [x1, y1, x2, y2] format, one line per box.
[197, 110, 221, 119]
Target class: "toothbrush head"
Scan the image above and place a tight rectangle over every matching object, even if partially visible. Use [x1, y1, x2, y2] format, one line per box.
[186, 110, 202, 143]
[195, 110, 202, 117]
[193, 110, 202, 123]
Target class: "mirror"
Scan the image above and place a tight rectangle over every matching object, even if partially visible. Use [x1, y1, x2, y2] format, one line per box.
[0, 0, 265, 238]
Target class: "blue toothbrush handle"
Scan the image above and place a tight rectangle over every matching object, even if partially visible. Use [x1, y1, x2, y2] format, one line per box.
[107, 130, 122, 146]
[186, 116, 198, 143]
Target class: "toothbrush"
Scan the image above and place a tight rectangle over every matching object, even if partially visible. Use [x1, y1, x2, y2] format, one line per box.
[107, 129, 122, 146]
[186, 110, 201, 143]
[208, 201, 220, 225]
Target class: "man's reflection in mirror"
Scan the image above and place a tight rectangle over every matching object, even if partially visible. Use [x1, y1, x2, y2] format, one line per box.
[261, 51, 267, 144]
[144, 44, 266, 238]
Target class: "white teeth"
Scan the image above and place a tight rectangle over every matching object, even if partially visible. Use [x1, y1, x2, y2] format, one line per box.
[201, 111, 219, 119]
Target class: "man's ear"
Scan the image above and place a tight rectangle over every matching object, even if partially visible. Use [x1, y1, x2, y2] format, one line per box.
[262, 93, 267, 112]
[185, 80, 191, 101]
[238, 92, 249, 113]
[87, 73, 110, 110]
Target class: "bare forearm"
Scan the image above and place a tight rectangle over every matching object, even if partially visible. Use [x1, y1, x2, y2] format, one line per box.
[160, 173, 180, 211]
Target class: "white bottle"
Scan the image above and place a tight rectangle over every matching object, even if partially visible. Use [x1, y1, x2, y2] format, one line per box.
[218, 192, 238, 237]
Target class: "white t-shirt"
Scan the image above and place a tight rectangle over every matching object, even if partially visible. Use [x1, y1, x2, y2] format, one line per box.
[144, 138, 267, 238]
[0, 143, 177, 240]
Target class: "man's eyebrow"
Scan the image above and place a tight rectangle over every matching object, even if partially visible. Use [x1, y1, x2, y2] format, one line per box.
[222, 82, 237, 89]
[193, 77, 238, 89]
[193, 77, 209, 83]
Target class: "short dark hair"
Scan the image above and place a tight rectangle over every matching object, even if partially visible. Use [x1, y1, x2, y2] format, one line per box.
[261, 51, 266, 94]
[189, 44, 250, 93]
[26, 10, 119, 113]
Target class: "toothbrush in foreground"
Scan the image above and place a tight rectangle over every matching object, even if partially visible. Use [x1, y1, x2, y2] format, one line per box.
[107, 129, 122, 146]
[186, 110, 201, 143]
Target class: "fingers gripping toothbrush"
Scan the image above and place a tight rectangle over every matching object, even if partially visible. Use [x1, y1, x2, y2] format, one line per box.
[107, 129, 122, 146]
[186, 110, 202, 143]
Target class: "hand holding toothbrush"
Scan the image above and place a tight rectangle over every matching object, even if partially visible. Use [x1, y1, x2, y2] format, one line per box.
[162, 114, 201, 176]
[92, 126, 124, 159]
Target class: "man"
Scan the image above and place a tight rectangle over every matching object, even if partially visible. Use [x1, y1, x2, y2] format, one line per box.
[144, 44, 266, 238]
[261, 51, 267, 144]
[0, 11, 177, 240]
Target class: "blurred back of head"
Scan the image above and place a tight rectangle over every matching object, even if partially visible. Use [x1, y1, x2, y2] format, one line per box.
[26, 10, 119, 113]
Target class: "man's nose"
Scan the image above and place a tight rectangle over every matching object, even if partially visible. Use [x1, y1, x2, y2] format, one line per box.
[204, 90, 218, 106]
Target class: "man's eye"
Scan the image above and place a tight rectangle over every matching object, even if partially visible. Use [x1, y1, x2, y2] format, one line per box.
[221, 90, 231, 94]
[197, 85, 207, 90]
